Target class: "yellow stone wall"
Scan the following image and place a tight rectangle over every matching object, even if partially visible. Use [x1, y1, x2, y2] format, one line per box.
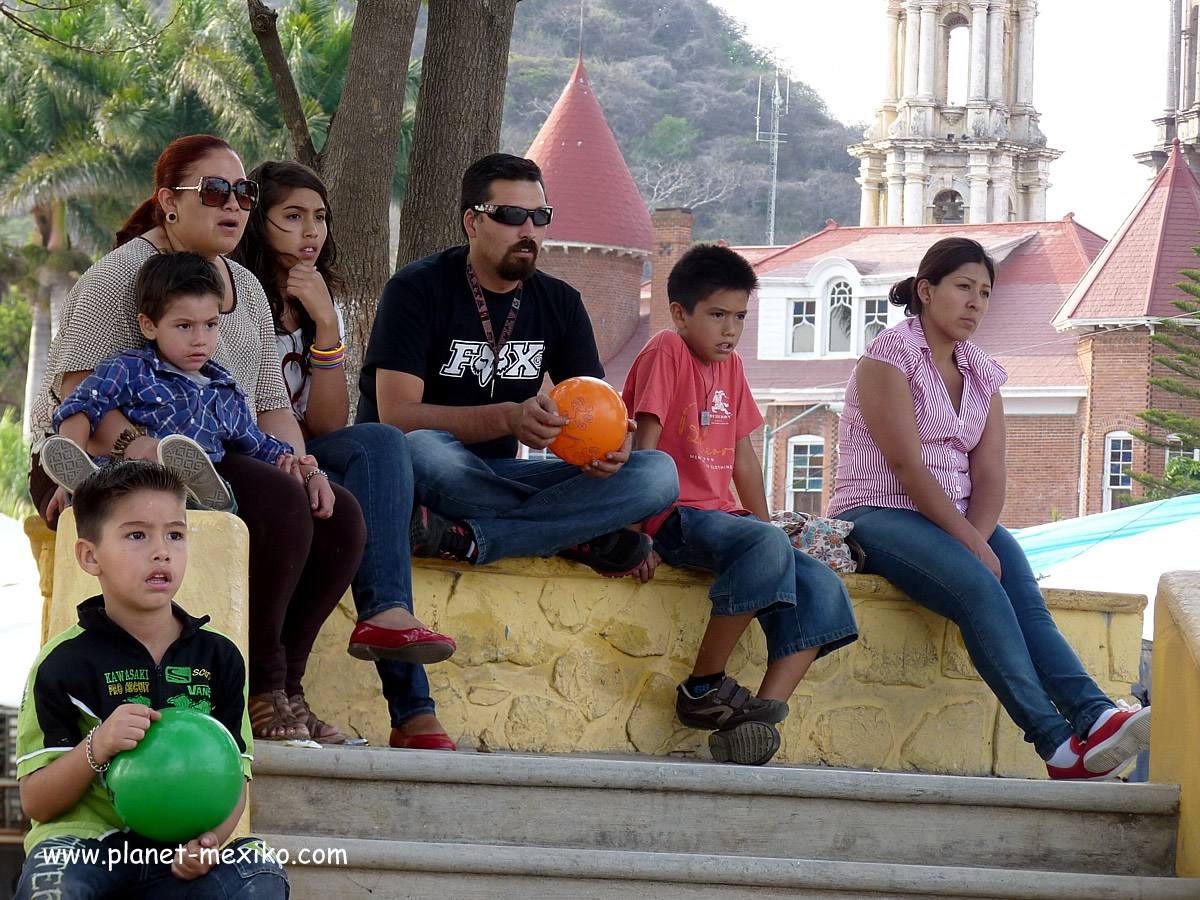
[303, 557, 1145, 780]
[28, 510, 250, 650]
[1150, 571, 1200, 877]
[28, 516, 1146, 780]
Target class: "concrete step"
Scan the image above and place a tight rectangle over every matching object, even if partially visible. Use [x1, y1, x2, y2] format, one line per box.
[252, 746, 1182, 877]
[255, 836, 1200, 899]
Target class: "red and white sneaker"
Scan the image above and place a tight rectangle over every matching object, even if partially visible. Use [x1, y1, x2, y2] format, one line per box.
[1082, 705, 1151, 774]
[1046, 736, 1132, 781]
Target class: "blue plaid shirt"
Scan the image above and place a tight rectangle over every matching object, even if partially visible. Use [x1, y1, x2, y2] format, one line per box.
[54, 347, 293, 464]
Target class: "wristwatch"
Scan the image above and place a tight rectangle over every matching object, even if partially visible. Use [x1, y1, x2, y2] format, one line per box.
[111, 425, 147, 459]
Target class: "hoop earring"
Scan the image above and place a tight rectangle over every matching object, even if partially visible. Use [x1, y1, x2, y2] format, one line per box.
[165, 211, 178, 224]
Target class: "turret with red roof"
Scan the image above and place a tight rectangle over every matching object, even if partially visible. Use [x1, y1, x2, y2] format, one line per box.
[526, 56, 652, 363]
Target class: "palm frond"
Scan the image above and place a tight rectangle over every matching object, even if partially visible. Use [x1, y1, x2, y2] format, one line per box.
[0, 140, 141, 215]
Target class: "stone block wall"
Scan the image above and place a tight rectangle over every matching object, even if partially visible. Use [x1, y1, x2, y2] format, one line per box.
[28, 515, 1145, 780]
[302, 556, 1145, 779]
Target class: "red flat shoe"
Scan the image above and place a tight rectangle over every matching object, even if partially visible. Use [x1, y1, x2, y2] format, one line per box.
[347, 622, 456, 664]
[390, 729, 457, 751]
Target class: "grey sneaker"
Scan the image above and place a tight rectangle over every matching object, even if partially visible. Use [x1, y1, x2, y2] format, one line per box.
[710, 721, 782, 766]
[40, 435, 99, 493]
[158, 434, 234, 512]
[675, 676, 788, 730]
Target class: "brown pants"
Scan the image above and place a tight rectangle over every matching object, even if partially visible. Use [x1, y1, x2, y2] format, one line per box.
[32, 452, 366, 695]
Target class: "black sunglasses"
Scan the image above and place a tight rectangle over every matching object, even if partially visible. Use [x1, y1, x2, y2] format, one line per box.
[472, 203, 553, 227]
[172, 176, 260, 211]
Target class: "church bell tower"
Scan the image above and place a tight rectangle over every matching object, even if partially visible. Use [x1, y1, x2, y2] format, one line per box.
[1137, 0, 1200, 176]
[849, 0, 1060, 226]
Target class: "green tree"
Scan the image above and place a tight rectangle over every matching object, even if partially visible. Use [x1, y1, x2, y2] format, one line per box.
[0, 0, 389, 418]
[634, 114, 700, 162]
[1132, 263, 1200, 500]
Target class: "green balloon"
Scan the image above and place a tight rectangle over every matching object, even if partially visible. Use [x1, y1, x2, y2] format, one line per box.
[107, 707, 243, 843]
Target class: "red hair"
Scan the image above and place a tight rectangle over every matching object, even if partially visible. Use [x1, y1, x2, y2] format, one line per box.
[115, 134, 238, 248]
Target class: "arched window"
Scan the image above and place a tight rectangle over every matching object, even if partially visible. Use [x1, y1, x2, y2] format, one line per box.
[827, 280, 853, 353]
[787, 434, 825, 515]
[863, 297, 888, 344]
[944, 19, 970, 105]
[1103, 430, 1135, 512]
[933, 190, 965, 224]
[1166, 433, 1200, 463]
[791, 299, 815, 353]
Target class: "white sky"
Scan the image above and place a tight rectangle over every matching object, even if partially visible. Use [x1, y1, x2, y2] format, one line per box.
[708, 0, 1164, 239]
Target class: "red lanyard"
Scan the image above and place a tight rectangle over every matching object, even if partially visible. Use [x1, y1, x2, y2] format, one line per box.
[466, 260, 523, 398]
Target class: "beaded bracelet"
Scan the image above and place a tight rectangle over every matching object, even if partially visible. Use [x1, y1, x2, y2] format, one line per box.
[85, 726, 108, 773]
[310, 341, 345, 370]
[304, 467, 328, 487]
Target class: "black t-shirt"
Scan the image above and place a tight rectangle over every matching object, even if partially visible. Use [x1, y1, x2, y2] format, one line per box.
[358, 245, 604, 459]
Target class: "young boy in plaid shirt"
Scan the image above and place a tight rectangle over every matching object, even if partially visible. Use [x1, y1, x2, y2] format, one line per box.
[42, 252, 294, 512]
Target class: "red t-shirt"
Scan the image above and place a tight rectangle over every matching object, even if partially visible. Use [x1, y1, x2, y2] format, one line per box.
[622, 330, 763, 536]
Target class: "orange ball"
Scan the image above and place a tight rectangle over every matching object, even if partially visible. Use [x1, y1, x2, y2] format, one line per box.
[548, 376, 629, 467]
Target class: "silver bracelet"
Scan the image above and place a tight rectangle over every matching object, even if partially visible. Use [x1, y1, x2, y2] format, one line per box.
[85, 726, 108, 773]
[304, 468, 328, 487]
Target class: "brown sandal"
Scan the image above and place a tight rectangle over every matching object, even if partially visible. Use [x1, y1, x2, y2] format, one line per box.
[289, 693, 348, 745]
[248, 690, 309, 741]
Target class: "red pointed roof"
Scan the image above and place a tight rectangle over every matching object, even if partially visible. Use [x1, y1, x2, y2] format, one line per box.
[527, 57, 653, 252]
[1055, 141, 1200, 325]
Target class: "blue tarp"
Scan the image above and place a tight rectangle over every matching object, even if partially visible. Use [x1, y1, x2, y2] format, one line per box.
[1014, 494, 1200, 573]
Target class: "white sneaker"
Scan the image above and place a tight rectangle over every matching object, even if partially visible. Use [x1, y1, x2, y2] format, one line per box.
[40, 435, 99, 493]
[157, 435, 234, 512]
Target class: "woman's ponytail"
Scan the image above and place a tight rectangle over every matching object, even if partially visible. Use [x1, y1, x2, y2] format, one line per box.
[888, 276, 919, 317]
[115, 196, 163, 248]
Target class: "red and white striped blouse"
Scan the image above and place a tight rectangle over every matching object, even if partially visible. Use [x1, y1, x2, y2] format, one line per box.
[827, 316, 1007, 518]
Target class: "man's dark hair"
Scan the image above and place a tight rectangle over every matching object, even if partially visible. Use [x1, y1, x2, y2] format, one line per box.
[74, 461, 186, 543]
[135, 252, 223, 323]
[460, 153, 546, 227]
[667, 244, 759, 313]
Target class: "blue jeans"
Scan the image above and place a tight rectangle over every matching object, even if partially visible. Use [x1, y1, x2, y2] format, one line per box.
[838, 506, 1115, 758]
[406, 430, 679, 564]
[17, 834, 288, 899]
[653, 507, 858, 662]
[307, 423, 433, 725]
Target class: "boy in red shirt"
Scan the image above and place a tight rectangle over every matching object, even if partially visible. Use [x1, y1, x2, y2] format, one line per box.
[623, 245, 858, 765]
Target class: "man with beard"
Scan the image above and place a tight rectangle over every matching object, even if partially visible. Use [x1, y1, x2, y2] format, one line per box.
[358, 153, 678, 585]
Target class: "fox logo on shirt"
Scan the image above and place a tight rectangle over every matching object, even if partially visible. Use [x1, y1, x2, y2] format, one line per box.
[440, 341, 545, 388]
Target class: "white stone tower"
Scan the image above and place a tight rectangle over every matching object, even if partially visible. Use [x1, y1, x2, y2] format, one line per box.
[849, 0, 1060, 226]
[1136, 0, 1200, 175]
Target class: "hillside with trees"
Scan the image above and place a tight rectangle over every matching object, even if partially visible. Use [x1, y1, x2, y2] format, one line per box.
[498, 0, 865, 245]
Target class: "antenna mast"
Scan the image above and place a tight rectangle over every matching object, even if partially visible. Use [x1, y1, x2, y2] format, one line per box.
[755, 68, 789, 245]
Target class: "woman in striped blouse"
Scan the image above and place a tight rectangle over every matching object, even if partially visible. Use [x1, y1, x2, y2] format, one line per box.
[827, 237, 1149, 780]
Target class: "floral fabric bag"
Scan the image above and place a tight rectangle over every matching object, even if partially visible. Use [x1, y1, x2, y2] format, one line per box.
[771, 511, 864, 574]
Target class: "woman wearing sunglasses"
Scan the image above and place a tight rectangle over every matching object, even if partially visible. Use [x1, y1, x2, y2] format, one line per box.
[28, 134, 367, 743]
[232, 160, 458, 750]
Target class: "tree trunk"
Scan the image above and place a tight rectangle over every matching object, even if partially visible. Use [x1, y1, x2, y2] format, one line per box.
[23, 200, 71, 437]
[317, 0, 420, 389]
[250, 0, 419, 396]
[23, 289, 50, 439]
[395, 0, 520, 270]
